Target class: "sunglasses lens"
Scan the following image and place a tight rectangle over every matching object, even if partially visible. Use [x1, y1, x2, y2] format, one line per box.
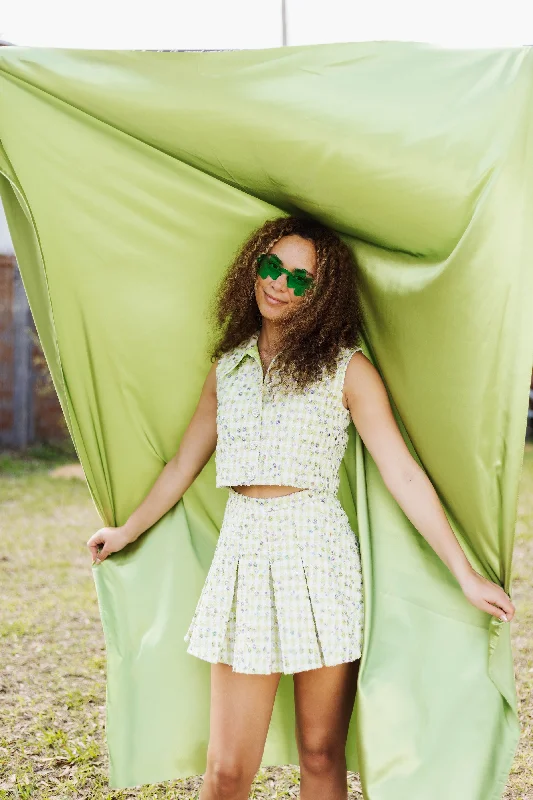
[257, 254, 282, 280]
[287, 268, 313, 296]
[291, 282, 309, 296]
[257, 254, 313, 296]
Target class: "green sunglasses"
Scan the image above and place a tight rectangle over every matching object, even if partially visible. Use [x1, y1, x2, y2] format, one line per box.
[256, 253, 315, 297]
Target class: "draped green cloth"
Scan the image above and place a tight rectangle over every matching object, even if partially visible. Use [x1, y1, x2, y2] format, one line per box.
[1, 42, 532, 799]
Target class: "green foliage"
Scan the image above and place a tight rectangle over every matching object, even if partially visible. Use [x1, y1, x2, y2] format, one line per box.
[0, 443, 76, 476]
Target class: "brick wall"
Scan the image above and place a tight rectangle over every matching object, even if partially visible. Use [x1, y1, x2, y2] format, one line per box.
[0, 254, 70, 448]
[31, 330, 70, 445]
[0, 254, 14, 436]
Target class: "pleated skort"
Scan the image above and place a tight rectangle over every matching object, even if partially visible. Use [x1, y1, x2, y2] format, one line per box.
[184, 487, 364, 674]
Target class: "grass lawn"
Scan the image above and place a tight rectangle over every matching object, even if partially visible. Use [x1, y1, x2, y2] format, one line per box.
[0, 442, 532, 799]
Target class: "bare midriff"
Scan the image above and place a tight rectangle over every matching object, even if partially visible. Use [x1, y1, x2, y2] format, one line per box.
[231, 485, 306, 498]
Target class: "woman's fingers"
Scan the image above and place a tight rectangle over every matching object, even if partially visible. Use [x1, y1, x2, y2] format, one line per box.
[87, 529, 108, 564]
[481, 599, 510, 621]
[462, 571, 516, 622]
[86, 526, 131, 564]
[481, 588, 515, 622]
[94, 545, 110, 563]
[87, 535, 101, 562]
[486, 586, 515, 621]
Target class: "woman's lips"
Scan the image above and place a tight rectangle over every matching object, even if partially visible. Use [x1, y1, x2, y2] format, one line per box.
[264, 290, 287, 306]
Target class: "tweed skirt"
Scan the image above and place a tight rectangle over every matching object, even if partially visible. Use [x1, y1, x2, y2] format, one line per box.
[184, 487, 364, 675]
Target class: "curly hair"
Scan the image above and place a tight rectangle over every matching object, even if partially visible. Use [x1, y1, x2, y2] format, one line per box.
[207, 214, 365, 393]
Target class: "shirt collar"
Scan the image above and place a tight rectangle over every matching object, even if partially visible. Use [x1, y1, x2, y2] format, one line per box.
[218, 331, 261, 377]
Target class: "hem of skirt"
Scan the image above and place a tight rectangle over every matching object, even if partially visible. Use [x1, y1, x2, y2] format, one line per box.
[185, 644, 363, 675]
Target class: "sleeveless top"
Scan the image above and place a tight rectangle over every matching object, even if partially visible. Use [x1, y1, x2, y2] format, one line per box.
[215, 330, 362, 494]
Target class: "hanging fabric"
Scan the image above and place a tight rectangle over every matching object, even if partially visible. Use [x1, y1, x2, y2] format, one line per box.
[1, 42, 531, 799]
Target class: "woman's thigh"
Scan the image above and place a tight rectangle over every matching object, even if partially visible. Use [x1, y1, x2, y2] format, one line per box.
[206, 662, 282, 772]
[294, 660, 360, 752]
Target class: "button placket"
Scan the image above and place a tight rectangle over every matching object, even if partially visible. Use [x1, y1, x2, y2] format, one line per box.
[244, 366, 263, 478]
[254, 374, 264, 456]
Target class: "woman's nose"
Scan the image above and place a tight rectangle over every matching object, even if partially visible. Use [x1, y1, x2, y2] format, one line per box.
[271, 273, 287, 289]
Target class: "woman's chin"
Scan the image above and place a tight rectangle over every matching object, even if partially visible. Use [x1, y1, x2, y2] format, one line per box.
[258, 303, 289, 321]
[256, 294, 286, 317]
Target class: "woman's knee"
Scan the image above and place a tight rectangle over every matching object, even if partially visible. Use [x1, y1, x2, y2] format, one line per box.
[204, 754, 255, 796]
[298, 735, 344, 776]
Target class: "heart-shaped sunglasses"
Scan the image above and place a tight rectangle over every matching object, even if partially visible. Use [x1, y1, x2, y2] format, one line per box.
[256, 253, 315, 297]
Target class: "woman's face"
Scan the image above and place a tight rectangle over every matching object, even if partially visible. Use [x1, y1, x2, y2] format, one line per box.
[254, 234, 317, 321]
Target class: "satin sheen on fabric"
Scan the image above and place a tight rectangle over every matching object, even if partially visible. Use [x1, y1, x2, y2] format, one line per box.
[0, 42, 532, 799]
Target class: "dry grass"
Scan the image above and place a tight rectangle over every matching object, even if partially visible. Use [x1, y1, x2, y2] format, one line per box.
[0, 443, 531, 799]
[503, 441, 533, 799]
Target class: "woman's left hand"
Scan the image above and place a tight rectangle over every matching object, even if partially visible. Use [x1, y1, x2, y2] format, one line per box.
[459, 569, 515, 622]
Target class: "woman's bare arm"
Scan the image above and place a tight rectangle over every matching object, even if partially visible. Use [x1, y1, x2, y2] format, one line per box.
[343, 352, 515, 622]
[87, 361, 218, 562]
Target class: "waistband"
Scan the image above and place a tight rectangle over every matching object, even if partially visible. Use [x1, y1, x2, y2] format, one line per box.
[227, 486, 336, 508]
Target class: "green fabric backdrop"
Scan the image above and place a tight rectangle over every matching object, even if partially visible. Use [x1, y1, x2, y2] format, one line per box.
[1, 41, 532, 799]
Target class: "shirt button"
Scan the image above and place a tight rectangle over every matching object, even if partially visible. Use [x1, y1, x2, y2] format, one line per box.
[253, 408, 260, 417]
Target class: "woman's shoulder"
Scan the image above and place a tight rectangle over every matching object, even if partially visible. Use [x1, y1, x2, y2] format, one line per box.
[336, 343, 364, 368]
[331, 344, 364, 391]
[216, 334, 257, 379]
[338, 342, 363, 356]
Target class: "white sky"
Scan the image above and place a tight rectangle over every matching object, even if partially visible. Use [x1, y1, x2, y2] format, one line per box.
[1, 0, 533, 49]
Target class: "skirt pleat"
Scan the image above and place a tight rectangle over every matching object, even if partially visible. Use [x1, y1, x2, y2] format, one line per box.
[234, 551, 274, 670]
[183, 537, 239, 661]
[184, 488, 364, 675]
[269, 532, 325, 673]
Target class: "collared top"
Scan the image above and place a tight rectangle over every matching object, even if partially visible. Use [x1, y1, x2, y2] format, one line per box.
[215, 330, 362, 494]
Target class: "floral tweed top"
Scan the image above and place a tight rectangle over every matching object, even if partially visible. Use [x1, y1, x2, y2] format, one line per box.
[215, 331, 362, 494]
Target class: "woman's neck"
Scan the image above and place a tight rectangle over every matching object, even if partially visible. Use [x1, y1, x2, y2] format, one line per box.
[257, 320, 284, 353]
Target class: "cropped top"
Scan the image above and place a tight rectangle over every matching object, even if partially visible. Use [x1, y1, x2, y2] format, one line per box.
[215, 331, 362, 494]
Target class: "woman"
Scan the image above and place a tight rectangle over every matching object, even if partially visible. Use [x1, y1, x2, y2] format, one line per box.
[87, 215, 515, 800]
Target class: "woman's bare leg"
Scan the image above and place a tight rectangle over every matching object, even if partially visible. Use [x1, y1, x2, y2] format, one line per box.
[199, 662, 282, 800]
[294, 659, 360, 800]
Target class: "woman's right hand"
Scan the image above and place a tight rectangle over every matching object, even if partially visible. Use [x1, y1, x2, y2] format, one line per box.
[87, 526, 132, 565]
[84, 361, 218, 568]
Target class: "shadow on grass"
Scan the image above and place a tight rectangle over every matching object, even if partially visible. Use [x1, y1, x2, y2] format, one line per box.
[0, 441, 77, 476]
